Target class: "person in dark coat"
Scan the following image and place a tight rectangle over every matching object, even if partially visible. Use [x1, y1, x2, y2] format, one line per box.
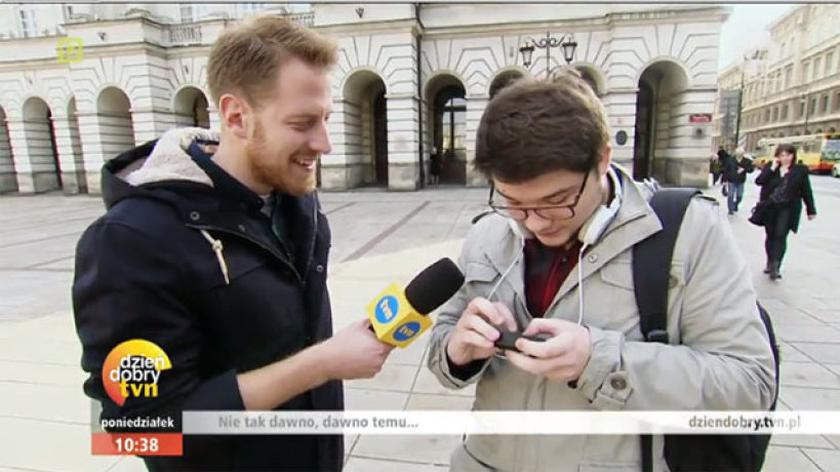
[722, 148, 754, 214]
[754, 143, 817, 280]
[430, 146, 441, 186]
[713, 146, 728, 185]
[72, 17, 393, 471]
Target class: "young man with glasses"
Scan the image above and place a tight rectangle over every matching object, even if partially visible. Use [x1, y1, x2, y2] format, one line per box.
[426, 70, 776, 471]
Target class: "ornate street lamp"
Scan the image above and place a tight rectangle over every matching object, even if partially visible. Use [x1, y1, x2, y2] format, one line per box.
[519, 40, 535, 68]
[519, 31, 578, 77]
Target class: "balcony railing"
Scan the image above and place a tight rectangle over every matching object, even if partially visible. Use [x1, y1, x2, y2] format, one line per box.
[286, 12, 314, 27]
[167, 11, 312, 46]
[169, 24, 202, 45]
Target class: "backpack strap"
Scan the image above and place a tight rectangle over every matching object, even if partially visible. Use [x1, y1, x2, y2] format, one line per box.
[633, 188, 700, 343]
[633, 187, 700, 472]
[640, 435, 653, 472]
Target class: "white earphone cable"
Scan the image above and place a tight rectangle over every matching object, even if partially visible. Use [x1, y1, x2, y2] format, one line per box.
[488, 236, 525, 302]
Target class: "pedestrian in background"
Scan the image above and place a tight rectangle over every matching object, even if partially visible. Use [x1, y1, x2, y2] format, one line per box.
[712, 146, 728, 185]
[430, 146, 441, 186]
[722, 147, 754, 215]
[755, 143, 817, 280]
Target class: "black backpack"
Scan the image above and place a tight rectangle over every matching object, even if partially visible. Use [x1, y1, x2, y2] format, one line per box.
[633, 188, 781, 472]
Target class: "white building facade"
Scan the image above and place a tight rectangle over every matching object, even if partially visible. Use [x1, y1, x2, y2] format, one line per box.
[737, 4, 840, 152]
[0, 3, 728, 194]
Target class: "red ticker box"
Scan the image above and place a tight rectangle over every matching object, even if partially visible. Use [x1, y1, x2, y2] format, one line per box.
[91, 433, 183, 456]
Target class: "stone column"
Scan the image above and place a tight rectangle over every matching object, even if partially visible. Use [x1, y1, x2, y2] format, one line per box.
[386, 94, 420, 191]
[464, 95, 488, 187]
[321, 98, 363, 190]
[600, 90, 640, 172]
[50, 114, 85, 194]
[131, 107, 176, 144]
[76, 109, 138, 195]
[0, 112, 17, 193]
[663, 88, 716, 187]
[6, 112, 60, 193]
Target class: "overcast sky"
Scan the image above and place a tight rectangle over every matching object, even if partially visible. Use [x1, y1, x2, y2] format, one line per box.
[718, 3, 795, 70]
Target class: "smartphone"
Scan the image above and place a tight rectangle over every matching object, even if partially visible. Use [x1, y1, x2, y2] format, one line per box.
[494, 331, 548, 352]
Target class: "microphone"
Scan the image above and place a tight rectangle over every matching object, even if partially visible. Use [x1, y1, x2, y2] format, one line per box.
[366, 258, 465, 348]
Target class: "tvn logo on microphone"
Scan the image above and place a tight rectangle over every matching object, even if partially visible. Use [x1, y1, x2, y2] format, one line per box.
[367, 283, 431, 348]
[375, 296, 399, 324]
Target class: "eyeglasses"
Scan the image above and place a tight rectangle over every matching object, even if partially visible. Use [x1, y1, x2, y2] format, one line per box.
[488, 171, 589, 221]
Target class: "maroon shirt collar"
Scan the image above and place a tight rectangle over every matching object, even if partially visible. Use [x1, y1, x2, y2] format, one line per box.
[523, 238, 583, 317]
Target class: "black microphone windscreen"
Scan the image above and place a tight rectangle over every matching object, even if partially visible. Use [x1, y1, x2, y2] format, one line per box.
[404, 258, 465, 315]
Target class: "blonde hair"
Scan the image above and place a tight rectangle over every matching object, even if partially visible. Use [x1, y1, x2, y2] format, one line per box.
[207, 15, 338, 108]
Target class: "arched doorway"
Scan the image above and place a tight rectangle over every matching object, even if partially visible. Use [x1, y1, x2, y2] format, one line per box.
[343, 70, 388, 187]
[23, 97, 61, 191]
[633, 61, 689, 182]
[0, 106, 16, 193]
[97, 87, 136, 160]
[489, 70, 524, 99]
[67, 97, 86, 193]
[173, 86, 210, 128]
[426, 74, 467, 185]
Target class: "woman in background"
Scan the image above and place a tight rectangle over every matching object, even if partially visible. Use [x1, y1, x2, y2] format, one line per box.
[755, 143, 817, 280]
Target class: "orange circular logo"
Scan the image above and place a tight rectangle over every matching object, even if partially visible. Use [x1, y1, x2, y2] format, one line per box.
[101, 339, 172, 406]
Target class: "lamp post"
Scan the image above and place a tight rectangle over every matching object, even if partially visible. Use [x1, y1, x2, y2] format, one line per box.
[519, 31, 578, 78]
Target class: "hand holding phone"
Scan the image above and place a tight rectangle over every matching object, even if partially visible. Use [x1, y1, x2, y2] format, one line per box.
[494, 331, 549, 352]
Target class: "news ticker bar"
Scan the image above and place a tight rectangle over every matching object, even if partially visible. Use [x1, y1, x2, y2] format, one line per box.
[91, 433, 182, 456]
[177, 411, 840, 435]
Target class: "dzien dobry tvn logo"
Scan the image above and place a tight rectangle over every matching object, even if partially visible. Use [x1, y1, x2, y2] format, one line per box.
[102, 339, 172, 406]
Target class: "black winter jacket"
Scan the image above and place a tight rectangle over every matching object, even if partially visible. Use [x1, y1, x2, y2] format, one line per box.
[755, 163, 817, 233]
[72, 135, 343, 471]
[722, 156, 754, 183]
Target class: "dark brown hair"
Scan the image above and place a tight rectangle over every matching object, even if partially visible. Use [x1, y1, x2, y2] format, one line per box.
[208, 15, 338, 109]
[774, 143, 797, 160]
[474, 68, 610, 183]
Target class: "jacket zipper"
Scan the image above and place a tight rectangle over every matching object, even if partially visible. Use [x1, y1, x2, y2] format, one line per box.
[187, 223, 304, 286]
[302, 202, 319, 281]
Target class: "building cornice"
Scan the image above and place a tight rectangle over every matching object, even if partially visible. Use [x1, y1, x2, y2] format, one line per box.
[767, 5, 803, 34]
[740, 112, 840, 135]
[316, 5, 727, 39]
[63, 15, 230, 31]
[0, 39, 219, 69]
[744, 76, 840, 113]
[315, 18, 418, 36]
[0, 33, 67, 45]
[801, 34, 840, 62]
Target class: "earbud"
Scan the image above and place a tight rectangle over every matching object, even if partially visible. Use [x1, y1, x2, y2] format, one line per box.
[578, 168, 622, 246]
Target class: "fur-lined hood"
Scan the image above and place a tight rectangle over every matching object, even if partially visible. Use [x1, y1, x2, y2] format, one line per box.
[101, 127, 218, 209]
